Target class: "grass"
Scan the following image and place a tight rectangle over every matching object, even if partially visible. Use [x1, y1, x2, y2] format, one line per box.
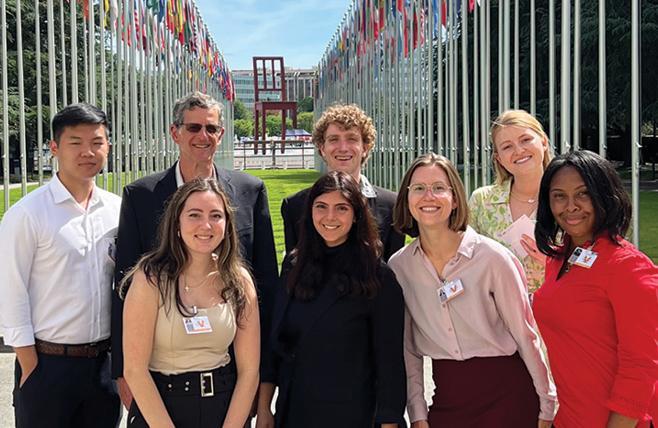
[1, 169, 656, 262]
[245, 169, 321, 259]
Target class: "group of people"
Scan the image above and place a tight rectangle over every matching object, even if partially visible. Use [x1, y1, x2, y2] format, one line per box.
[0, 93, 656, 428]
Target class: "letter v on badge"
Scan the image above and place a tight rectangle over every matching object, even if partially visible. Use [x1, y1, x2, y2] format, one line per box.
[438, 279, 464, 303]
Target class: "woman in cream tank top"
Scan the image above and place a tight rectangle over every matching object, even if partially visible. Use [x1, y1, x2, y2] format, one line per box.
[121, 178, 260, 428]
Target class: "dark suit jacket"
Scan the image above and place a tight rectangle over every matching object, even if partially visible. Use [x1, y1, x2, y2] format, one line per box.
[111, 163, 278, 378]
[281, 185, 405, 261]
[262, 256, 407, 428]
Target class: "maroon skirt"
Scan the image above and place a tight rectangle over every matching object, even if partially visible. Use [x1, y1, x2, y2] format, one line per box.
[428, 352, 540, 428]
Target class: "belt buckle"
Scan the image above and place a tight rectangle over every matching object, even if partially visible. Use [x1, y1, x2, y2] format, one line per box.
[200, 372, 214, 397]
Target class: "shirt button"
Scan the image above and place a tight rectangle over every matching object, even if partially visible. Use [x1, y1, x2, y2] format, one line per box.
[442, 304, 446, 308]
[448, 327, 453, 332]
[454, 350, 459, 354]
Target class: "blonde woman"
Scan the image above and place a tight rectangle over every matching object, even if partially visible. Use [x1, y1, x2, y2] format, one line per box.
[469, 110, 553, 293]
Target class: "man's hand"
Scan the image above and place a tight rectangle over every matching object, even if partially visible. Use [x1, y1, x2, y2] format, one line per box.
[116, 377, 133, 408]
[14, 345, 38, 388]
[411, 420, 430, 428]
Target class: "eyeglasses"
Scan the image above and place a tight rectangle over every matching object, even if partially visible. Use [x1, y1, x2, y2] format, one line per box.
[408, 182, 453, 196]
[178, 123, 222, 135]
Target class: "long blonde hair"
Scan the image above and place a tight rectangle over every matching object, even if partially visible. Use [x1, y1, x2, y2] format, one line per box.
[490, 109, 553, 185]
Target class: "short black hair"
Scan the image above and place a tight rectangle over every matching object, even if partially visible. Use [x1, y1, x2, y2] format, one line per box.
[51, 103, 109, 143]
[535, 150, 632, 258]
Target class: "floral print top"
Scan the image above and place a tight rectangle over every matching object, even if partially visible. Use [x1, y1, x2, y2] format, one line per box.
[468, 179, 544, 293]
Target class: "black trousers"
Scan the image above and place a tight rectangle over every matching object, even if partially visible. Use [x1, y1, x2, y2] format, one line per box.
[127, 364, 236, 428]
[12, 352, 121, 428]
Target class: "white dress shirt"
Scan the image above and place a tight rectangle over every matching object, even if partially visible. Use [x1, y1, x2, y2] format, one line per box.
[0, 174, 121, 347]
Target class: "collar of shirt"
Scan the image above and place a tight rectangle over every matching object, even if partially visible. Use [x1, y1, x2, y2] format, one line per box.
[175, 161, 216, 188]
[490, 178, 512, 205]
[49, 173, 102, 210]
[359, 174, 377, 199]
[411, 225, 479, 262]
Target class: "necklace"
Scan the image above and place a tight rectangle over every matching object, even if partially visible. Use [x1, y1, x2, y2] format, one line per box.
[182, 273, 209, 293]
[509, 190, 537, 204]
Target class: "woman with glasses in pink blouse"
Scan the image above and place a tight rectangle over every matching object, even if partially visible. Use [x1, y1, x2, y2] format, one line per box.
[388, 153, 556, 428]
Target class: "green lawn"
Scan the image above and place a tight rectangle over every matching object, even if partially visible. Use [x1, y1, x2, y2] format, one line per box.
[245, 169, 321, 260]
[1, 169, 657, 262]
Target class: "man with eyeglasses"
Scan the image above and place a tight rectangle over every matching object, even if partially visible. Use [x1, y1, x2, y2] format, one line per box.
[281, 104, 405, 261]
[110, 91, 278, 415]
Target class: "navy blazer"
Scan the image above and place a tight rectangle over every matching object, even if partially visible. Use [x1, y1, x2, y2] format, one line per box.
[281, 184, 405, 262]
[262, 256, 407, 428]
[110, 163, 278, 378]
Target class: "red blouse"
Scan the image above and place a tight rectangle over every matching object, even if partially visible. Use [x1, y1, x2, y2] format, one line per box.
[533, 236, 658, 428]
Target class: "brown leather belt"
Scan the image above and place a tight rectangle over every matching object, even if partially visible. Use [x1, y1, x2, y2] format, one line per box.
[34, 338, 111, 358]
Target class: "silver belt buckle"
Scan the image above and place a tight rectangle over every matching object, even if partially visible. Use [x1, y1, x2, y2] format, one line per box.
[200, 372, 214, 397]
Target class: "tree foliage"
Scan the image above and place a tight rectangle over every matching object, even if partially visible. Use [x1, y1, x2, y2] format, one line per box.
[298, 112, 314, 133]
[298, 96, 314, 113]
[233, 99, 251, 120]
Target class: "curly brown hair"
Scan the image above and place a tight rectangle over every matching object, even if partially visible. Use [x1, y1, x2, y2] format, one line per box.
[312, 104, 376, 165]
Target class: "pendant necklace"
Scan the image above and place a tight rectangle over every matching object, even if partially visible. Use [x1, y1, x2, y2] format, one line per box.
[183, 274, 209, 293]
[510, 190, 537, 204]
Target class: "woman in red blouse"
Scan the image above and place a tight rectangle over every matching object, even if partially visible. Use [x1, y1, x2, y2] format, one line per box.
[533, 150, 658, 428]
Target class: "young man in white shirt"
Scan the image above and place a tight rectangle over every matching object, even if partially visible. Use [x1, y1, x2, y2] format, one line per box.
[0, 103, 122, 427]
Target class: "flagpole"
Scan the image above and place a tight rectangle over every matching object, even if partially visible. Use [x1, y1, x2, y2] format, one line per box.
[437, 0, 443, 156]
[89, 0, 96, 105]
[530, 0, 536, 115]
[548, 0, 555, 150]
[473, 0, 479, 190]
[461, 0, 470, 192]
[35, 0, 44, 186]
[572, 0, 580, 149]
[598, 0, 606, 157]
[560, 0, 570, 153]
[16, 0, 28, 194]
[480, 0, 484, 186]
[71, 0, 78, 103]
[59, 0, 67, 105]
[513, 0, 518, 109]
[130, 0, 139, 181]
[116, 0, 124, 192]
[630, 0, 640, 245]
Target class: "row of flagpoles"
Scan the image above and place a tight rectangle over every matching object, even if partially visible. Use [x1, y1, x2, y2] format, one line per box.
[1, 0, 236, 208]
[316, 0, 643, 245]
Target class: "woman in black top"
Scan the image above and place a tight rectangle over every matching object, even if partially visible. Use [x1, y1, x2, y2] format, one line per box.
[258, 170, 406, 428]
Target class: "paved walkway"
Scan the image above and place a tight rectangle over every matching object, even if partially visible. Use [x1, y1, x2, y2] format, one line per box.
[0, 342, 430, 427]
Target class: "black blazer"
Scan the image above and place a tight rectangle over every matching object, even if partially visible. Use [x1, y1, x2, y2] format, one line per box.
[281, 185, 405, 261]
[262, 256, 407, 428]
[110, 163, 278, 378]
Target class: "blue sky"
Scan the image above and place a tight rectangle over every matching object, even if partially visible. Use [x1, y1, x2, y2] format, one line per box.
[194, 0, 350, 71]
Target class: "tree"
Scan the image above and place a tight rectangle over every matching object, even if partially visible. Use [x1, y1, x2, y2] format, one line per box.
[298, 96, 314, 113]
[264, 114, 292, 137]
[298, 112, 314, 133]
[233, 99, 250, 120]
[234, 118, 253, 138]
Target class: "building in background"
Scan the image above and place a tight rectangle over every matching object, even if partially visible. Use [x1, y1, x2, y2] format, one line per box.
[232, 67, 316, 110]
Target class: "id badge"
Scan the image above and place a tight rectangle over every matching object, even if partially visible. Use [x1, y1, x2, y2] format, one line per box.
[572, 248, 597, 268]
[438, 278, 464, 303]
[183, 316, 213, 334]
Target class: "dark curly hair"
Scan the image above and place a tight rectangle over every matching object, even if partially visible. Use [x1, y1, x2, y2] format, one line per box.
[286, 171, 383, 300]
[535, 150, 632, 258]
